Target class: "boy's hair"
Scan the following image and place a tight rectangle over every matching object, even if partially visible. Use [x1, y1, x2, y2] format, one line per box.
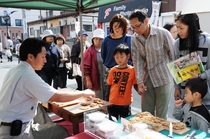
[129, 9, 147, 23]
[20, 38, 46, 61]
[185, 78, 207, 99]
[113, 44, 130, 56]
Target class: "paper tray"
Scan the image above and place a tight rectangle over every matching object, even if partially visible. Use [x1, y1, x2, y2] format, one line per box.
[163, 126, 190, 135]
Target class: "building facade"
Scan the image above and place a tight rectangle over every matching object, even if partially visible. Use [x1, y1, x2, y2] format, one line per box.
[28, 11, 98, 47]
[0, 8, 40, 48]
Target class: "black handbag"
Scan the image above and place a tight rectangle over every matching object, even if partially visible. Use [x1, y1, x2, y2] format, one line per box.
[68, 68, 74, 79]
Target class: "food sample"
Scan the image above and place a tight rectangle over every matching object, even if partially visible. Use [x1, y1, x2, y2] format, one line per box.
[79, 106, 89, 110]
[93, 98, 101, 103]
[90, 103, 97, 107]
[80, 102, 91, 106]
[148, 123, 163, 131]
[128, 111, 186, 131]
[85, 96, 92, 101]
[172, 122, 186, 130]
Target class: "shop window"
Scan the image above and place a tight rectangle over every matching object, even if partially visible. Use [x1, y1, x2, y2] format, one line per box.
[36, 30, 40, 38]
[0, 16, 11, 26]
[83, 24, 92, 32]
[40, 26, 46, 34]
[49, 10, 53, 17]
[30, 27, 34, 35]
[67, 25, 70, 37]
[70, 24, 75, 31]
[12, 33, 14, 39]
[15, 19, 22, 26]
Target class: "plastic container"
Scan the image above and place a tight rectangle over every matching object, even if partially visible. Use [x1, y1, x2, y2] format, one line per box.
[84, 110, 129, 139]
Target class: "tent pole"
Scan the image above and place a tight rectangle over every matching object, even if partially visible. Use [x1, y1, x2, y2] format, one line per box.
[79, 0, 84, 90]
[22, 9, 28, 40]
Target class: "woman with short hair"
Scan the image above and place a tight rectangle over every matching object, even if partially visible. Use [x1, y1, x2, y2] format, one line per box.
[101, 14, 132, 100]
[54, 34, 71, 88]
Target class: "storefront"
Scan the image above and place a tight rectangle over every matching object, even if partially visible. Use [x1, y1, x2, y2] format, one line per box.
[98, 0, 160, 35]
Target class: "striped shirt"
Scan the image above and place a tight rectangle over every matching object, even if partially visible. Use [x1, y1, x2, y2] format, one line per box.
[131, 25, 175, 87]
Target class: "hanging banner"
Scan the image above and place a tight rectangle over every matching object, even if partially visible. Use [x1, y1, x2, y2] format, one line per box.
[149, 1, 161, 26]
[98, 0, 161, 23]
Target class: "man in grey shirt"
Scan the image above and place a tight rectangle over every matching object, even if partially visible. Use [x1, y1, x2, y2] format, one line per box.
[129, 10, 175, 119]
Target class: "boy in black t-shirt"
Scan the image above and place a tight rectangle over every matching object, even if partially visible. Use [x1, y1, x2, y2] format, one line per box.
[173, 78, 210, 132]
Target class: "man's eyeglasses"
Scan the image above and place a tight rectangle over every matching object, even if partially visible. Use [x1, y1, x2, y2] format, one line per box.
[131, 22, 142, 30]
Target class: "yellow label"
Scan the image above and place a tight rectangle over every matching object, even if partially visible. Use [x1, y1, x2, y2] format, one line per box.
[178, 64, 201, 81]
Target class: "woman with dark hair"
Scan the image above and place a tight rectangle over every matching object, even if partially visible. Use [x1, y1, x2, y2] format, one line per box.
[174, 12, 210, 109]
[101, 14, 132, 69]
[163, 22, 177, 40]
[36, 30, 60, 88]
[71, 30, 89, 90]
[54, 34, 71, 88]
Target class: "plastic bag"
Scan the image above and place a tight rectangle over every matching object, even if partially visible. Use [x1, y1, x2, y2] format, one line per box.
[65, 62, 72, 71]
[72, 63, 82, 77]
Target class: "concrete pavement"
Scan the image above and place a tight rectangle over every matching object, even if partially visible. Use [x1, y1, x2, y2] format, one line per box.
[0, 55, 177, 121]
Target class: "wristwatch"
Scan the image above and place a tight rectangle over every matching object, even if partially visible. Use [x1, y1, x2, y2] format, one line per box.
[198, 74, 201, 78]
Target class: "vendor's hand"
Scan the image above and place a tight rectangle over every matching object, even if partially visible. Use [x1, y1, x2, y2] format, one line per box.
[137, 83, 147, 95]
[175, 99, 183, 107]
[83, 89, 95, 97]
[174, 88, 181, 100]
[86, 80, 92, 89]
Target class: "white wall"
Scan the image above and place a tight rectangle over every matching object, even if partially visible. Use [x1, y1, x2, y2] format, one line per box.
[176, 0, 182, 12]
[197, 13, 210, 34]
[160, 12, 178, 27]
[175, 0, 210, 34]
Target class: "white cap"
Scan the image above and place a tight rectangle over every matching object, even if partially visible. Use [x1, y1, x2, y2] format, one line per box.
[92, 29, 104, 39]
[42, 30, 56, 39]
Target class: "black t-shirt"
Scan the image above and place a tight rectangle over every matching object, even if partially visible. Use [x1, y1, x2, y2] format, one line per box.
[190, 104, 210, 123]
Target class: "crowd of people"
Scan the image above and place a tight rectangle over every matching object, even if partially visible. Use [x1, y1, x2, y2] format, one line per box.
[0, 35, 22, 63]
[0, 9, 210, 138]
